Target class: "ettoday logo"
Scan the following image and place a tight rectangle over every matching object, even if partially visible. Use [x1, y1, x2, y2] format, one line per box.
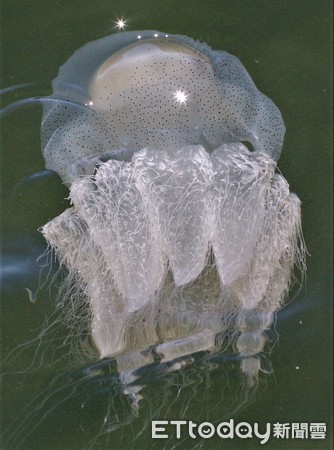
[152, 419, 271, 444]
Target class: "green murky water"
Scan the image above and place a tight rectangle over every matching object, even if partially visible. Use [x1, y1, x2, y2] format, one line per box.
[1, 0, 332, 449]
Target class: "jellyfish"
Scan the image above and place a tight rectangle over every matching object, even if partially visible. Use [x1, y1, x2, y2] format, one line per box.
[38, 30, 305, 387]
[0, 29, 307, 448]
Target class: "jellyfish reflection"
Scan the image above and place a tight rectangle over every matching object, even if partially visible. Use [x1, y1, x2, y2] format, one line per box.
[2, 30, 306, 448]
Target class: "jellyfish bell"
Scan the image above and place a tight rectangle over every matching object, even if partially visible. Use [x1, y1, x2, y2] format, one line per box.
[42, 30, 285, 185]
[39, 30, 305, 389]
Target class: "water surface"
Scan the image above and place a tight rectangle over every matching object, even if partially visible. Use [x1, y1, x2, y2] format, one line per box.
[1, 1, 332, 449]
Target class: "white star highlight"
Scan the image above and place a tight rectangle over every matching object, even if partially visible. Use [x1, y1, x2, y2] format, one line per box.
[114, 18, 127, 31]
[173, 90, 188, 105]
